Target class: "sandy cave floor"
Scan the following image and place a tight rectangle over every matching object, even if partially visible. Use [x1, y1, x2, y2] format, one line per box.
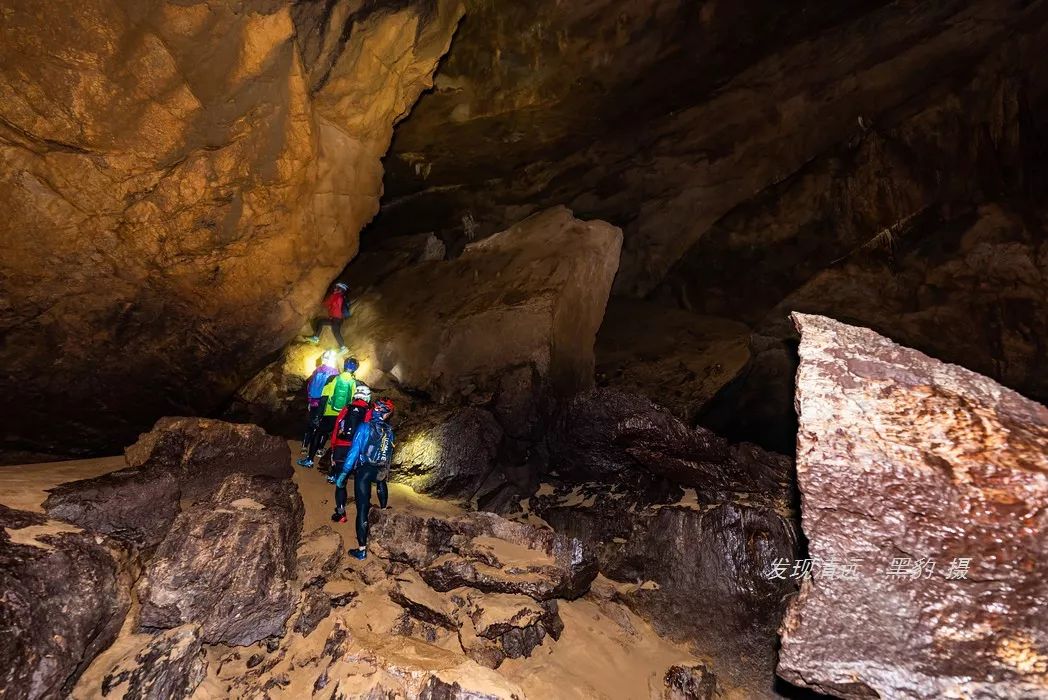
[0, 447, 722, 700]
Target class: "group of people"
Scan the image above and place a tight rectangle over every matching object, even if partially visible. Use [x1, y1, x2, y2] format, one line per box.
[299, 283, 396, 561]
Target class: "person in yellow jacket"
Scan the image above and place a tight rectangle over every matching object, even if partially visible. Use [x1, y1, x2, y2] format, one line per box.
[298, 357, 357, 468]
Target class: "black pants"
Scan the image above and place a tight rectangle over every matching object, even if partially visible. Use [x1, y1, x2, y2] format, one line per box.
[301, 402, 325, 446]
[308, 415, 336, 460]
[353, 464, 388, 548]
[312, 317, 345, 347]
[329, 445, 348, 477]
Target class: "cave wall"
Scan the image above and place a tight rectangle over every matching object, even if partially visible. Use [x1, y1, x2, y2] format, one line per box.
[0, 0, 464, 453]
[374, 0, 1048, 409]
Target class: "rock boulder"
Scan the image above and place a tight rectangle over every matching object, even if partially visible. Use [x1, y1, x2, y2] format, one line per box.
[778, 314, 1048, 698]
[138, 474, 304, 645]
[392, 406, 503, 498]
[372, 509, 598, 602]
[97, 625, 207, 700]
[43, 417, 291, 548]
[0, 505, 132, 699]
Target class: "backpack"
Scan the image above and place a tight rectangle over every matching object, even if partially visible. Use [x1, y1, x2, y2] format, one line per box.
[341, 295, 352, 318]
[362, 422, 395, 475]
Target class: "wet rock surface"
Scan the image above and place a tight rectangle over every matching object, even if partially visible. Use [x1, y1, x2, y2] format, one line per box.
[98, 625, 207, 700]
[0, 0, 466, 455]
[138, 474, 304, 645]
[232, 207, 621, 441]
[550, 387, 793, 499]
[0, 504, 132, 700]
[662, 663, 718, 700]
[296, 526, 344, 589]
[778, 314, 1048, 698]
[372, 509, 598, 601]
[42, 417, 291, 548]
[392, 406, 504, 498]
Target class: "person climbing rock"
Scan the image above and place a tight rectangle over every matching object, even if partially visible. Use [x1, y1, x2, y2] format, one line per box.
[298, 357, 357, 468]
[301, 350, 339, 454]
[327, 382, 372, 487]
[334, 398, 395, 560]
[306, 281, 351, 352]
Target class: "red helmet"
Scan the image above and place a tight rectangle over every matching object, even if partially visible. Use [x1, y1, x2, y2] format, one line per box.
[372, 398, 394, 420]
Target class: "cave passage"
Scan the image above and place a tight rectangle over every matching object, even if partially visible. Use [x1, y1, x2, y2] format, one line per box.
[0, 1, 1046, 699]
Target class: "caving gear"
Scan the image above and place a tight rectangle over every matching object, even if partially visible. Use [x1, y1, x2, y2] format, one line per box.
[371, 398, 394, 422]
[324, 288, 347, 320]
[334, 282, 348, 291]
[306, 335, 320, 345]
[344, 357, 359, 373]
[350, 547, 367, 561]
[331, 508, 347, 524]
[328, 393, 371, 477]
[296, 458, 314, 468]
[322, 369, 356, 418]
[352, 384, 372, 403]
[306, 362, 339, 400]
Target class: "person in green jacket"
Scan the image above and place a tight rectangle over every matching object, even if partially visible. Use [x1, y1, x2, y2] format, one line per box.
[298, 357, 357, 468]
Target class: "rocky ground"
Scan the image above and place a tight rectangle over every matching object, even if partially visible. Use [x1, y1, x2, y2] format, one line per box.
[0, 421, 721, 700]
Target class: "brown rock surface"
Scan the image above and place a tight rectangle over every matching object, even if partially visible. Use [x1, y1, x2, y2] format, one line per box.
[0, 0, 465, 455]
[96, 625, 207, 700]
[0, 504, 132, 700]
[372, 509, 598, 602]
[392, 406, 504, 498]
[138, 474, 304, 645]
[42, 417, 291, 547]
[296, 525, 343, 589]
[230, 206, 622, 440]
[778, 314, 1048, 698]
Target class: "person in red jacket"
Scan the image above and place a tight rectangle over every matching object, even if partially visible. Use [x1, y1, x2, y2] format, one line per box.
[306, 282, 350, 352]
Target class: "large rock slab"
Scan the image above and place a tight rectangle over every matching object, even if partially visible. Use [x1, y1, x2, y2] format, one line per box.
[0, 0, 466, 455]
[43, 417, 291, 547]
[138, 474, 304, 645]
[232, 206, 622, 439]
[550, 387, 793, 502]
[0, 505, 132, 700]
[372, 509, 597, 601]
[392, 406, 504, 498]
[778, 313, 1048, 698]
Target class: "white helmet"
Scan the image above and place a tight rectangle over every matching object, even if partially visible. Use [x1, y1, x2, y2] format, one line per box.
[353, 383, 372, 403]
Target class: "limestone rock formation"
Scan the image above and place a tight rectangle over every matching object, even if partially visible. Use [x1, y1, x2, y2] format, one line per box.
[595, 300, 751, 425]
[43, 417, 290, 547]
[43, 467, 179, 549]
[96, 625, 207, 700]
[778, 314, 1048, 698]
[662, 664, 718, 700]
[372, 509, 599, 602]
[0, 505, 132, 700]
[230, 207, 622, 441]
[550, 387, 793, 500]
[0, 0, 466, 455]
[532, 483, 797, 696]
[296, 525, 344, 589]
[138, 474, 304, 645]
[392, 406, 503, 498]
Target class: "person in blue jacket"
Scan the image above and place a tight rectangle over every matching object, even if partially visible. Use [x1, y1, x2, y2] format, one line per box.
[334, 398, 395, 560]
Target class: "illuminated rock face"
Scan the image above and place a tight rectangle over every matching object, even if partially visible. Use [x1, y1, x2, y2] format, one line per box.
[0, 0, 464, 454]
[231, 207, 622, 442]
[778, 314, 1048, 698]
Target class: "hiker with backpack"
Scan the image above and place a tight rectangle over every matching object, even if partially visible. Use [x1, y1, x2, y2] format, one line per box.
[301, 350, 339, 455]
[326, 382, 372, 483]
[297, 357, 358, 468]
[306, 281, 351, 352]
[334, 398, 395, 560]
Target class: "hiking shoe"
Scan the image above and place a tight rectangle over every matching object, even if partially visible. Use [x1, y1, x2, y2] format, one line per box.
[305, 336, 320, 345]
[349, 548, 367, 560]
[339, 346, 348, 353]
[326, 475, 337, 484]
[330, 511, 347, 523]
[296, 458, 314, 468]
[299, 444, 308, 454]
